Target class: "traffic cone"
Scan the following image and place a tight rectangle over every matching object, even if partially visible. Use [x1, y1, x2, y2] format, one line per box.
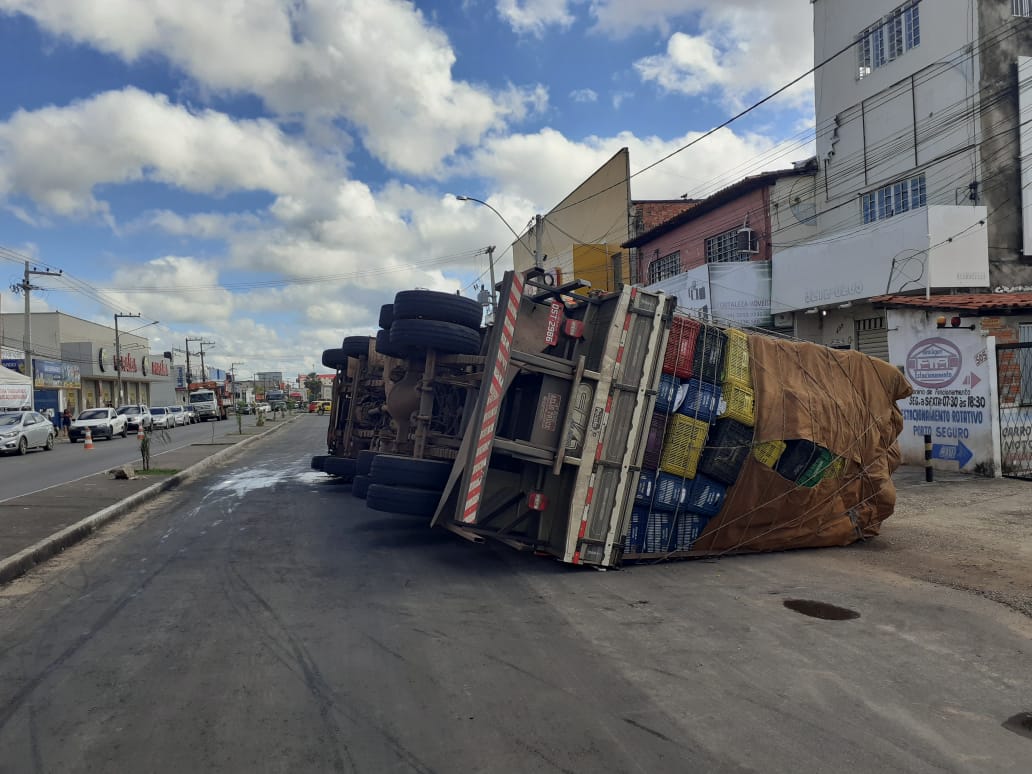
[84, 427, 94, 450]
[137, 424, 145, 441]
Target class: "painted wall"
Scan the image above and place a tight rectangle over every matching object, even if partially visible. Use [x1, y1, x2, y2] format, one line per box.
[811, 0, 984, 260]
[512, 148, 631, 274]
[637, 185, 770, 281]
[887, 309, 995, 474]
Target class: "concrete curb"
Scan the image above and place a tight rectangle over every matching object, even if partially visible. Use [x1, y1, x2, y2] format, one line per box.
[0, 416, 298, 586]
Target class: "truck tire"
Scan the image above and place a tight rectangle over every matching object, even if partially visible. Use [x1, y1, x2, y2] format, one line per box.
[341, 336, 370, 359]
[311, 454, 329, 471]
[357, 449, 378, 476]
[366, 484, 441, 517]
[352, 474, 370, 499]
[322, 348, 349, 369]
[375, 329, 416, 359]
[323, 456, 357, 477]
[370, 454, 452, 490]
[378, 304, 394, 330]
[393, 290, 483, 330]
[389, 319, 481, 356]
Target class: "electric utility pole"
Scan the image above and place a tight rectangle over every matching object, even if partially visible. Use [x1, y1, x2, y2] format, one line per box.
[197, 340, 215, 380]
[113, 313, 140, 406]
[10, 261, 62, 410]
[185, 337, 209, 383]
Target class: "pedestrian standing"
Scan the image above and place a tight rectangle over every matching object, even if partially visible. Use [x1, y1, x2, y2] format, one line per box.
[62, 407, 72, 438]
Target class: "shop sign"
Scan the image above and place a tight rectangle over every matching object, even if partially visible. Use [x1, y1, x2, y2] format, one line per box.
[98, 347, 107, 372]
[114, 353, 138, 374]
[150, 358, 169, 377]
[33, 359, 81, 388]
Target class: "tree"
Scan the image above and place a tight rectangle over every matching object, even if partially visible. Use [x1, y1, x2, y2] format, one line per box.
[304, 372, 322, 400]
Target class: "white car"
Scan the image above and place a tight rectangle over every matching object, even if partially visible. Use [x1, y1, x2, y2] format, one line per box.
[69, 407, 128, 442]
[255, 402, 271, 414]
[0, 411, 56, 455]
[169, 406, 188, 426]
[150, 406, 175, 429]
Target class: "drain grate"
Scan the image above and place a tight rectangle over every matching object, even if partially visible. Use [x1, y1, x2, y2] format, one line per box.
[1003, 713, 1032, 740]
[783, 599, 860, 620]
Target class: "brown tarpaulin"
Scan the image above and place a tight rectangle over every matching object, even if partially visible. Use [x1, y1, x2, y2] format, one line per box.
[690, 335, 913, 554]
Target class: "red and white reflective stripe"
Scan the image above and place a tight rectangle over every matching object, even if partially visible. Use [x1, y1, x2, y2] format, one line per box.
[462, 274, 524, 523]
[571, 293, 637, 562]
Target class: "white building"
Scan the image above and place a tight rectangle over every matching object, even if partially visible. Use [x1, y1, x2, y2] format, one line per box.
[773, 0, 1032, 358]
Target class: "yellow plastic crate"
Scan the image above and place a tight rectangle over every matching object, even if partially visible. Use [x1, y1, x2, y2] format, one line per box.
[722, 328, 751, 389]
[753, 439, 786, 467]
[658, 415, 710, 479]
[718, 382, 755, 427]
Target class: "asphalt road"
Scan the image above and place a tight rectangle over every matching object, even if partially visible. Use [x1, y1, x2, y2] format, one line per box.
[0, 416, 1029, 772]
[0, 417, 258, 503]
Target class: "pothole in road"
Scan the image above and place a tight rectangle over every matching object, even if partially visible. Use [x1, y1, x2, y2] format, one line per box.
[1003, 712, 1032, 740]
[783, 599, 860, 620]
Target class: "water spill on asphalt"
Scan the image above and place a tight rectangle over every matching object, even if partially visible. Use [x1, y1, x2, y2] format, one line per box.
[210, 468, 291, 497]
[783, 599, 860, 620]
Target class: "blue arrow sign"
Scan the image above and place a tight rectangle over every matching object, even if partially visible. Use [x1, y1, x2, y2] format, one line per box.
[931, 439, 973, 468]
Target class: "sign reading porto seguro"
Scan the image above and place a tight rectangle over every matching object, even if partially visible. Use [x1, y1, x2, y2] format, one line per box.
[897, 334, 990, 471]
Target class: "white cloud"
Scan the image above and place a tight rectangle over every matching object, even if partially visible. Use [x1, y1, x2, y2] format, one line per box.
[104, 256, 236, 325]
[625, 2, 813, 110]
[0, 88, 331, 218]
[570, 88, 598, 103]
[496, 0, 576, 36]
[0, 0, 545, 175]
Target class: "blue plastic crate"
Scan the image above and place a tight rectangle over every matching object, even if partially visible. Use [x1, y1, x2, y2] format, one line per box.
[652, 471, 688, 512]
[675, 513, 710, 550]
[683, 474, 727, 517]
[677, 378, 722, 424]
[623, 507, 650, 553]
[642, 513, 675, 553]
[654, 373, 683, 415]
[633, 470, 656, 504]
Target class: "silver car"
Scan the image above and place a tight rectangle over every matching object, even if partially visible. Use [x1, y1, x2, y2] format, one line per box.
[0, 411, 56, 455]
[150, 406, 175, 430]
[169, 406, 188, 426]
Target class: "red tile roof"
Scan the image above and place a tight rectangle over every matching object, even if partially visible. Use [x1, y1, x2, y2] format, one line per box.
[871, 293, 1032, 312]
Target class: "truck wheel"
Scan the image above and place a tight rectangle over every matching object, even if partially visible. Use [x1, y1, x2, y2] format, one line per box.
[366, 484, 440, 517]
[370, 454, 452, 490]
[357, 449, 378, 476]
[323, 456, 357, 477]
[375, 329, 416, 359]
[322, 348, 349, 369]
[352, 474, 370, 499]
[389, 319, 481, 356]
[378, 304, 394, 330]
[341, 336, 370, 359]
[393, 290, 483, 330]
[311, 454, 329, 471]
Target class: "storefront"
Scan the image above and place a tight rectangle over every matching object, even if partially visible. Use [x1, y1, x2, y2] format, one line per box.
[62, 342, 172, 409]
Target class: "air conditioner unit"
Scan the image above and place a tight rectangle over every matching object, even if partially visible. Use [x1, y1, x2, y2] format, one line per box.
[737, 227, 759, 254]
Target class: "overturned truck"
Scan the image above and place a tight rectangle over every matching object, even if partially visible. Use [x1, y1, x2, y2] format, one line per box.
[315, 270, 912, 569]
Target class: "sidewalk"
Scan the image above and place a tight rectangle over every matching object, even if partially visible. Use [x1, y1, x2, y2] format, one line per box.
[0, 416, 298, 585]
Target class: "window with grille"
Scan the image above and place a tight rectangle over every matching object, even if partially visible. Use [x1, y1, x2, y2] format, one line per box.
[856, 0, 921, 80]
[647, 251, 680, 283]
[705, 228, 750, 263]
[861, 173, 927, 224]
[1014, 0, 1032, 18]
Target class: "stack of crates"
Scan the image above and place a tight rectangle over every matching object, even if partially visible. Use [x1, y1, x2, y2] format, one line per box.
[663, 316, 701, 379]
[699, 418, 754, 486]
[677, 378, 722, 423]
[718, 327, 755, 426]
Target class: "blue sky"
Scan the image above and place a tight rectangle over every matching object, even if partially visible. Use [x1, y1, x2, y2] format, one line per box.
[0, 0, 813, 378]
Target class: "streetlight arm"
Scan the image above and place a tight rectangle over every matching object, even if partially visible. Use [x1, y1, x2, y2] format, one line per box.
[455, 195, 523, 242]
